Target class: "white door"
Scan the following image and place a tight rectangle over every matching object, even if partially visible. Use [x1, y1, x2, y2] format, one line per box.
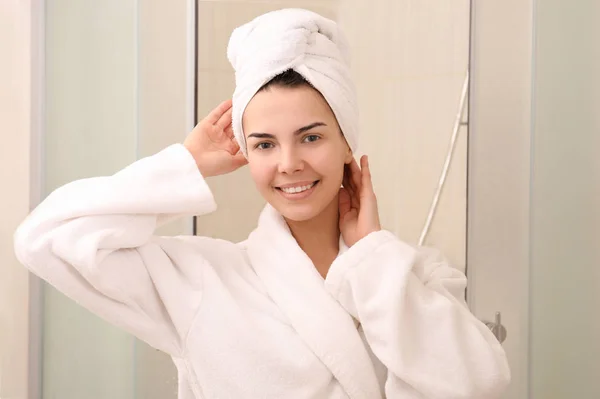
[468, 1, 600, 398]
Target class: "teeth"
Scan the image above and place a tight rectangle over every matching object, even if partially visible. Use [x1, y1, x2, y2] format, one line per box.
[281, 182, 315, 194]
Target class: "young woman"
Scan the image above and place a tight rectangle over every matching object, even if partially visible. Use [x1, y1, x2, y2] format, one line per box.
[14, 9, 510, 399]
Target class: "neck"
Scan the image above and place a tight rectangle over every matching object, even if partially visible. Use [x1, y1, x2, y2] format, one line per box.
[285, 197, 341, 278]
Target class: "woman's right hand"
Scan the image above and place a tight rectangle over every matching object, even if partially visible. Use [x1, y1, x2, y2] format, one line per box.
[183, 99, 248, 178]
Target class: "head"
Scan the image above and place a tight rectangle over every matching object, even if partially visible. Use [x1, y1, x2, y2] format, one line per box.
[242, 69, 353, 222]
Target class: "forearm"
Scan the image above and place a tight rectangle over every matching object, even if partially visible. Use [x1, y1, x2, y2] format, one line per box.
[326, 231, 510, 398]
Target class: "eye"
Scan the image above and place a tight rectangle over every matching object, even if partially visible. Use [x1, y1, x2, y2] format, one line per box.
[302, 134, 321, 143]
[254, 142, 274, 150]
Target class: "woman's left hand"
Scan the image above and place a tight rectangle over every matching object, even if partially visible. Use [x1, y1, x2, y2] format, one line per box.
[338, 155, 382, 247]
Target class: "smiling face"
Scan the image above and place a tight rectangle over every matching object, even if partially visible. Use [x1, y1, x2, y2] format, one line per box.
[243, 84, 353, 222]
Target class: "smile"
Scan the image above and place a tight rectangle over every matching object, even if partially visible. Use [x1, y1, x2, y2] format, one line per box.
[280, 181, 316, 194]
[275, 180, 320, 199]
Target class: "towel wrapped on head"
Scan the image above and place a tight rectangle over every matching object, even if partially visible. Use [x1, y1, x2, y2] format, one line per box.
[227, 8, 359, 156]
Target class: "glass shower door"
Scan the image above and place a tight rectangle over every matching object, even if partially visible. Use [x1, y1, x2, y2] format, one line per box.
[44, 2, 139, 396]
[42, 1, 191, 397]
[468, 1, 600, 397]
[528, 0, 600, 397]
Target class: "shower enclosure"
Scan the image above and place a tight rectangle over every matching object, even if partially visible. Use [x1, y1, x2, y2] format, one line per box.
[13, 0, 597, 398]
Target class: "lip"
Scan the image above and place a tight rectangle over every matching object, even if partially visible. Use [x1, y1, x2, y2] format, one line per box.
[275, 180, 319, 201]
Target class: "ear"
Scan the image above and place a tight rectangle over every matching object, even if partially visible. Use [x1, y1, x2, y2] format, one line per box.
[344, 145, 353, 164]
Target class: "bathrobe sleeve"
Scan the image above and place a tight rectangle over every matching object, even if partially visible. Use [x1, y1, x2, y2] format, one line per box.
[325, 230, 511, 399]
[13, 144, 217, 357]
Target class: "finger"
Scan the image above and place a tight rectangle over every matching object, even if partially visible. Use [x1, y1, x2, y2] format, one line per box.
[206, 99, 233, 125]
[338, 187, 351, 216]
[227, 136, 241, 154]
[349, 158, 362, 194]
[232, 151, 248, 167]
[360, 155, 376, 199]
[349, 159, 362, 207]
[215, 107, 233, 131]
[342, 164, 352, 191]
[224, 123, 234, 139]
[342, 164, 358, 208]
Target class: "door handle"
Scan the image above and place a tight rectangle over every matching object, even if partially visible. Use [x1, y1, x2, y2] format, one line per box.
[483, 311, 507, 343]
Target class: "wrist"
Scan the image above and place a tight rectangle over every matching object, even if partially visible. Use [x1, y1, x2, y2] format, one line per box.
[183, 144, 212, 178]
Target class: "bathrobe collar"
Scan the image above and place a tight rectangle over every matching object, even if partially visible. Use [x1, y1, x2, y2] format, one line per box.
[246, 204, 382, 399]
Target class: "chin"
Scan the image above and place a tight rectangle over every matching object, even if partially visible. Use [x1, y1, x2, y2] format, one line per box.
[275, 204, 322, 222]
[270, 194, 338, 223]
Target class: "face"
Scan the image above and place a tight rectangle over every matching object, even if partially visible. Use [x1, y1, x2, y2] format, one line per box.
[243, 85, 353, 222]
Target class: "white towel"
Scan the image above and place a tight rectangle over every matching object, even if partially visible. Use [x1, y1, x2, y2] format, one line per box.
[227, 8, 359, 156]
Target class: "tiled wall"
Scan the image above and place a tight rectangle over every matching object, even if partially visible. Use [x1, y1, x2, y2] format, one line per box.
[339, 0, 470, 267]
[195, 0, 470, 269]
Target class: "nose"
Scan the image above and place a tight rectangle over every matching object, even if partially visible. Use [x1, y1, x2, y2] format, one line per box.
[277, 146, 304, 174]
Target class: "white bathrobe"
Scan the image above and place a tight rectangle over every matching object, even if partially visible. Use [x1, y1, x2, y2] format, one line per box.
[14, 144, 510, 399]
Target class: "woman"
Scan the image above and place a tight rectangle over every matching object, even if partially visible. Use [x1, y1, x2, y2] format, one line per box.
[14, 9, 509, 399]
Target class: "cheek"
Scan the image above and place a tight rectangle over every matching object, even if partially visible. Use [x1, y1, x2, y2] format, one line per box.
[248, 157, 274, 189]
[326, 163, 345, 187]
[315, 147, 346, 183]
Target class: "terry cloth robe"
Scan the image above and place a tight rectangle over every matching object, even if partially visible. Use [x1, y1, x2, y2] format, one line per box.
[14, 144, 510, 399]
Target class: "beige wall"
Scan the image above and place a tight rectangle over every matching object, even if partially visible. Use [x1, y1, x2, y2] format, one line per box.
[0, 1, 33, 398]
[338, 0, 470, 268]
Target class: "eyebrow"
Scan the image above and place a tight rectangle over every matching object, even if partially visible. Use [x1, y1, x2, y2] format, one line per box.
[247, 122, 327, 140]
